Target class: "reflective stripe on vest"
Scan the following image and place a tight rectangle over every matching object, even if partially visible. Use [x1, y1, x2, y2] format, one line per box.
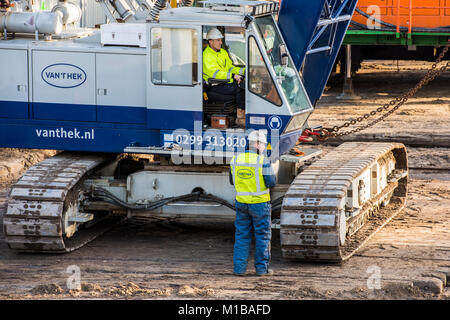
[230, 153, 270, 204]
[227, 67, 233, 81]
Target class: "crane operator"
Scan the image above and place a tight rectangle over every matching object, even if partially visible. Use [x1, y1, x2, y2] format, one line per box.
[203, 28, 246, 127]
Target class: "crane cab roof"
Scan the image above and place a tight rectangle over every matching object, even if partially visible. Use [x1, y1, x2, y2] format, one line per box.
[158, 0, 278, 27]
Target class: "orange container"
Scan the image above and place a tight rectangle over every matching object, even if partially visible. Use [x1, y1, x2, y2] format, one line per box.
[352, 0, 450, 31]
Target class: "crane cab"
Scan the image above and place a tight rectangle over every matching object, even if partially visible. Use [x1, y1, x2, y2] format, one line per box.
[0, 0, 314, 159]
[144, 1, 313, 158]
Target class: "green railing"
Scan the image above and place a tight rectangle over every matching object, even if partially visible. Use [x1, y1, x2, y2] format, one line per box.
[343, 29, 450, 46]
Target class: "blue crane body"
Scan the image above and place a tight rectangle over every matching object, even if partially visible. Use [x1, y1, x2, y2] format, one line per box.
[0, 0, 357, 156]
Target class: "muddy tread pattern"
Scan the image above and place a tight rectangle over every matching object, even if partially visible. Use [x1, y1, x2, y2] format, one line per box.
[3, 153, 112, 253]
[280, 142, 408, 262]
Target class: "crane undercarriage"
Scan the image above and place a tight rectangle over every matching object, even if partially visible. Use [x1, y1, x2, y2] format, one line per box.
[3, 142, 408, 262]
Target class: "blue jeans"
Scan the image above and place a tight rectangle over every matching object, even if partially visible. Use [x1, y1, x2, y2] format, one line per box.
[233, 201, 271, 275]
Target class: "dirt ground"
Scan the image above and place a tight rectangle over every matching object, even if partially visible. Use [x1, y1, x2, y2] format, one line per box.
[0, 60, 449, 300]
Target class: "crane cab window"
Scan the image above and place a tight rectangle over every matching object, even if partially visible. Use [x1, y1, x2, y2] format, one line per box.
[151, 28, 198, 86]
[223, 27, 246, 67]
[254, 16, 311, 113]
[248, 36, 281, 106]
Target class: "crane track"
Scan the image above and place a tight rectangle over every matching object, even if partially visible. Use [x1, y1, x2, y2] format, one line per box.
[3, 153, 120, 253]
[280, 142, 408, 262]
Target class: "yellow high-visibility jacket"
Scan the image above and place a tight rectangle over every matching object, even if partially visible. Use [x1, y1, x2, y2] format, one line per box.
[203, 46, 245, 85]
[230, 152, 270, 204]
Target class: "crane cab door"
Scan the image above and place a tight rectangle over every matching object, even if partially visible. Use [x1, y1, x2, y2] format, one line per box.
[146, 25, 203, 131]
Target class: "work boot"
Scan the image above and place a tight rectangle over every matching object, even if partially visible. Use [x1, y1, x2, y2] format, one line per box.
[256, 269, 274, 276]
[236, 108, 245, 127]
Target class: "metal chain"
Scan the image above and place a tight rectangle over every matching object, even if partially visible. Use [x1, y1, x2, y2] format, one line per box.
[327, 38, 450, 138]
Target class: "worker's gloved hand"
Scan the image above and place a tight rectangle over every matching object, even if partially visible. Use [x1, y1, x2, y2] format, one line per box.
[233, 74, 243, 85]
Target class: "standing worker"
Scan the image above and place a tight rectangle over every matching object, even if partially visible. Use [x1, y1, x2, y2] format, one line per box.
[229, 131, 276, 276]
[203, 28, 246, 127]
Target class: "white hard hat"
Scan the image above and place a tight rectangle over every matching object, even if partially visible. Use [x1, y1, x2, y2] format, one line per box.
[248, 130, 267, 144]
[206, 28, 224, 40]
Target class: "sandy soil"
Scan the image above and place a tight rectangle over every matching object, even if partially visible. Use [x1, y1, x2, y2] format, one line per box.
[0, 60, 448, 300]
[0, 149, 57, 188]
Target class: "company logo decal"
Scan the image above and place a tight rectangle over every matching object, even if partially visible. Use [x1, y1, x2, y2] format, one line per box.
[237, 168, 254, 180]
[41, 64, 87, 88]
[268, 115, 282, 130]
